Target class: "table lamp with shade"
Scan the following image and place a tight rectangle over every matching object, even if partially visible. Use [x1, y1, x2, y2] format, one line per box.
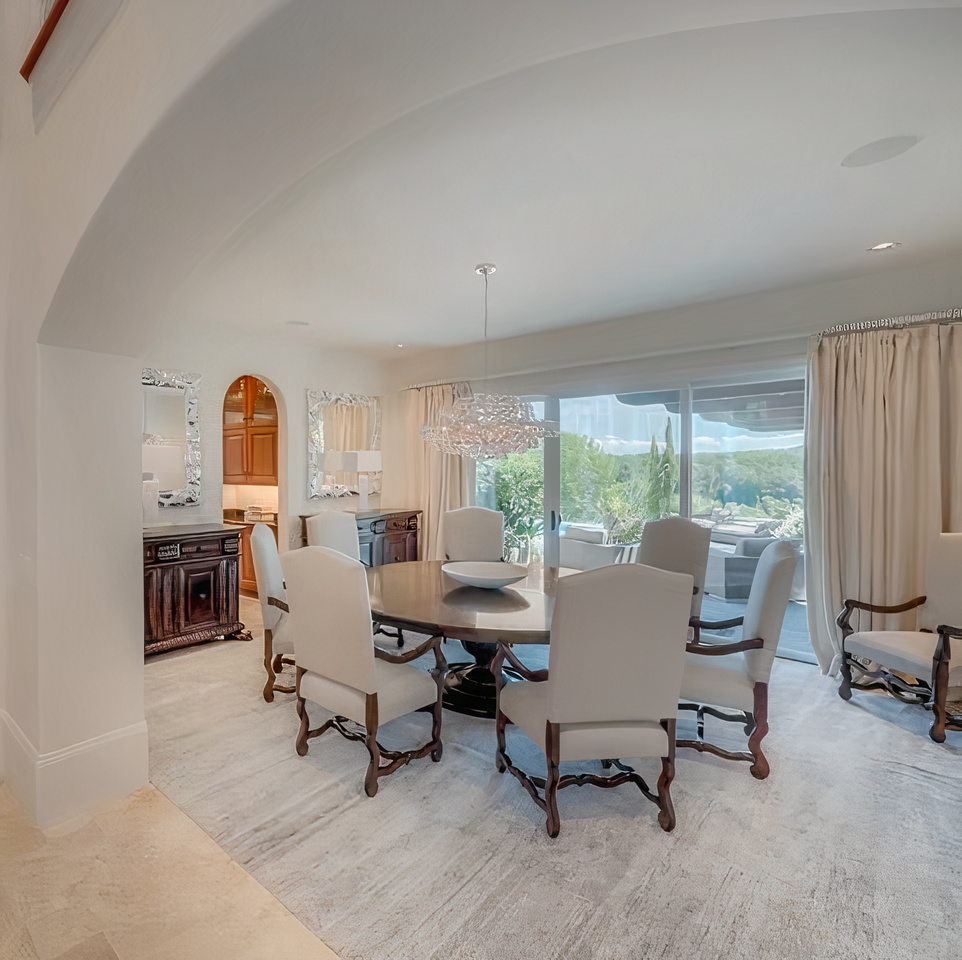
[325, 450, 381, 511]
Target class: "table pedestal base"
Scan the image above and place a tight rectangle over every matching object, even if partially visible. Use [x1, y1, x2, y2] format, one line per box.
[443, 662, 499, 718]
[442, 639, 520, 719]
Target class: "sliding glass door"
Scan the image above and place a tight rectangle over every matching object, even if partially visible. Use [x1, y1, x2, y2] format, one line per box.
[474, 378, 812, 661]
[476, 399, 548, 563]
[559, 392, 681, 542]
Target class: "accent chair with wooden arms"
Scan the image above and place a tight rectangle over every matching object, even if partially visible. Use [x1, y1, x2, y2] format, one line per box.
[280, 546, 446, 796]
[250, 522, 295, 703]
[305, 510, 361, 560]
[636, 517, 711, 620]
[837, 532, 962, 743]
[679, 539, 796, 779]
[494, 562, 694, 838]
[442, 506, 504, 561]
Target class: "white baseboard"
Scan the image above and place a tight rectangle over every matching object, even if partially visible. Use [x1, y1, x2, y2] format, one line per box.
[1, 709, 148, 827]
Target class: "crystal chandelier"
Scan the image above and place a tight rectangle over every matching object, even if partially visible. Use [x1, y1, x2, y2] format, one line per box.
[421, 264, 558, 460]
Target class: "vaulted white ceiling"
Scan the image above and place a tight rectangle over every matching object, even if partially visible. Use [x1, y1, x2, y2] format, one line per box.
[39, 0, 962, 359]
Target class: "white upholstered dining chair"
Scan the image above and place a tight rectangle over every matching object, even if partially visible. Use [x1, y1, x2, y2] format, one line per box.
[837, 532, 962, 743]
[636, 517, 711, 619]
[250, 523, 295, 702]
[280, 546, 446, 796]
[442, 506, 504, 561]
[679, 539, 796, 779]
[305, 510, 361, 560]
[494, 562, 694, 837]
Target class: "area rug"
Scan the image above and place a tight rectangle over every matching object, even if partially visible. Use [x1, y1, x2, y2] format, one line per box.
[145, 598, 962, 960]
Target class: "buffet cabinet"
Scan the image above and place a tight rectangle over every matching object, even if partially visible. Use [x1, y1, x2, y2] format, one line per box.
[299, 509, 421, 567]
[143, 524, 247, 656]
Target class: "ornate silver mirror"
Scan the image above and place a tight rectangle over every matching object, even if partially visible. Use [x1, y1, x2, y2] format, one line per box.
[142, 368, 201, 507]
[307, 390, 380, 499]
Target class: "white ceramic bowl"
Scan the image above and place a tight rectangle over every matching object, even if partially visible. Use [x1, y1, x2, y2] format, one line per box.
[441, 561, 528, 590]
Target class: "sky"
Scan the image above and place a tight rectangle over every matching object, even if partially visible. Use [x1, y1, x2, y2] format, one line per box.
[559, 394, 804, 455]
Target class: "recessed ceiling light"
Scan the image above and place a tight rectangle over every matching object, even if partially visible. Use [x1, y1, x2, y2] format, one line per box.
[285, 320, 309, 326]
[868, 241, 901, 252]
[841, 136, 920, 167]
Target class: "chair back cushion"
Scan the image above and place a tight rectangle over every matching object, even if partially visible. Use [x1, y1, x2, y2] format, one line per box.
[740, 540, 796, 681]
[442, 506, 504, 561]
[250, 523, 285, 632]
[305, 511, 361, 561]
[548, 563, 693, 724]
[920, 533, 962, 631]
[635, 517, 711, 617]
[280, 546, 377, 694]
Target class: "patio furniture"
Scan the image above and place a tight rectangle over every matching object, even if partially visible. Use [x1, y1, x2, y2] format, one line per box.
[704, 536, 774, 601]
[559, 525, 627, 570]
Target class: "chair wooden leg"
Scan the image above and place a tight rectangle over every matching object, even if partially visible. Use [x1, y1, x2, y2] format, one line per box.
[747, 682, 770, 780]
[492, 645, 508, 772]
[838, 653, 854, 701]
[930, 651, 949, 743]
[544, 722, 562, 838]
[430, 691, 444, 763]
[263, 629, 277, 703]
[657, 719, 676, 832]
[295, 669, 310, 756]
[363, 694, 381, 797]
[495, 710, 509, 772]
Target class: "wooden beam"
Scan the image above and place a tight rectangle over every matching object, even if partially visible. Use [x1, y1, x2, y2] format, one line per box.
[20, 0, 73, 81]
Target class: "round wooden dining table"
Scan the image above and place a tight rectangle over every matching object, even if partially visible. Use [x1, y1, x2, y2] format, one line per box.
[366, 560, 556, 717]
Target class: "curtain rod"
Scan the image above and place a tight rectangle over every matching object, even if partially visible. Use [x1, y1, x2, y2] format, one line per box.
[818, 308, 962, 339]
[406, 377, 472, 391]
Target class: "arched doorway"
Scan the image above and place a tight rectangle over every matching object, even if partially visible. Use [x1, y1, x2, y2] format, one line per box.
[222, 374, 280, 596]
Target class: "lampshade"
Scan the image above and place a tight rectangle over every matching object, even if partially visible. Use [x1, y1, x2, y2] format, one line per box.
[341, 450, 381, 473]
[326, 449, 381, 473]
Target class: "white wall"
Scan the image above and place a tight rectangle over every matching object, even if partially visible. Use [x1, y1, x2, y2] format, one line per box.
[383, 256, 962, 396]
[146, 329, 384, 552]
[0, 0, 382, 825]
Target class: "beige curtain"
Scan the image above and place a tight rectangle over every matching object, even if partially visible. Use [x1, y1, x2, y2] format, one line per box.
[805, 324, 962, 672]
[328, 403, 375, 491]
[379, 384, 475, 560]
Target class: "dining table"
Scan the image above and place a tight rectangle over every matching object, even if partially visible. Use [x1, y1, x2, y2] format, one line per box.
[366, 560, 556, 718]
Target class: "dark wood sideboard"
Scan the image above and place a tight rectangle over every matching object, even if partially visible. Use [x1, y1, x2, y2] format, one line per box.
[143, 524, 248, 656]
[299, 509, 421, 566]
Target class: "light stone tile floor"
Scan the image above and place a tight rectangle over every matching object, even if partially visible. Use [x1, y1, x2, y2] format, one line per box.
[0, 780, 340, 960]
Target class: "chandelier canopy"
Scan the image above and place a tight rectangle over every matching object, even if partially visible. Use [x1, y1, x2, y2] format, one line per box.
[420, 265, 558, 460]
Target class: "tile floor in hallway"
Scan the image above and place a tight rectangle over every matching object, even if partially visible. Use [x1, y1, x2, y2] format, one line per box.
[0, 782, 339, 960]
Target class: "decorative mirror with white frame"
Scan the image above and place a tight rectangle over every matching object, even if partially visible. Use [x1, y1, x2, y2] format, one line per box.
[307, 390, 380, 500]
[142, 368, 201, 507]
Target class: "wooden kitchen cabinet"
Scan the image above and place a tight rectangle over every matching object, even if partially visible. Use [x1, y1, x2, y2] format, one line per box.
[223, 375, 278, 484]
